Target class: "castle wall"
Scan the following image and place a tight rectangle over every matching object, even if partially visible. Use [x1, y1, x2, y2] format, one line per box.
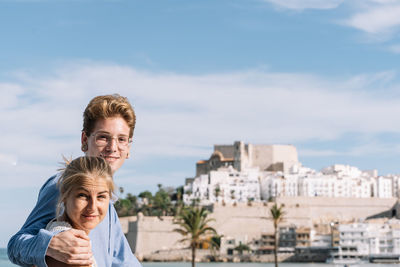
[214, 144, 234, 158]
[196, 141, 299, 175]
[251, 145, 274, 171]
[251, 144, 298, 172]
[272, 145, 298, 172]
[121, 214, 186, 260]
[123, 196, 397, 259]
[196, 162, 208, 176]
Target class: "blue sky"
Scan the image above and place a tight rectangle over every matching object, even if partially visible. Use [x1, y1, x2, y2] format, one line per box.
[1, 0, 400, 247]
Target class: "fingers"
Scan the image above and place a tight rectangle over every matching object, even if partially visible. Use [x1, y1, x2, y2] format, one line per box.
[46, 229, 93, 264]
[61, 253, 94, 266]
[46, 255, 93, 266]
[69, 228, 91, 241]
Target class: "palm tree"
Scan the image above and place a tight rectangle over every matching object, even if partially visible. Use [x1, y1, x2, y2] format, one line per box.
[173, 206, 217, 267]
[270, 203, 285, 267]
[173, 186, 184, 216]
[209, 234, 223, 260]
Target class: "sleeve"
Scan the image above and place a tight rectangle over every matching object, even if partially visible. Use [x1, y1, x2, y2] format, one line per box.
[110, 205, 142, 267]
[7, 175, 59, 267]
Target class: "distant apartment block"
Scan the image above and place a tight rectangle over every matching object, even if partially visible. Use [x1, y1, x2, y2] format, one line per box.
[332, 219, 400, 259]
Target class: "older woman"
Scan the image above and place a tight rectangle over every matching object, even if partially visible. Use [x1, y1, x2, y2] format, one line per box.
[8, 94, 142, 267]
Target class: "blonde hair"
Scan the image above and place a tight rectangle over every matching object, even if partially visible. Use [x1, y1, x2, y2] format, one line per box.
[82, 94, 136, 138]
[56, 156, 115, 218]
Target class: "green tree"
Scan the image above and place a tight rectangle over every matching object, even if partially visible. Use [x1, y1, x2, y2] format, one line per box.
[153, 185, 172, 216]
[171, 186, 184, 216]
[114, 198, 131, 216]
[125, 193, 138, 215]
[173, 206, 217, 267]
[234, 242, 250, 255]
[270, 203, 285, 267]
[209, 234, 223, 259]
[138, 190, 153, 203]
[114, 192, 139, 216]
[138, 190, 153, 215]
[172, 186, 184, 201]
[230, 189, 235, 200]
[214, 185, 221, 202]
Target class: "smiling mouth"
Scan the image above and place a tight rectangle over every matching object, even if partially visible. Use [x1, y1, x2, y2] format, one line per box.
[82, 215, 98, 220]
[101, 155, 119, 162]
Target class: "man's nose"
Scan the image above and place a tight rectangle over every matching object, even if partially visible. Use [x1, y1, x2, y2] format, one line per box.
[106, 137, 118, 151]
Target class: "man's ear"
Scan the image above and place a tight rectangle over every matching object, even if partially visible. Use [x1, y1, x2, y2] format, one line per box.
[81, 132, 88, 152]
[126, 142, 133, 159]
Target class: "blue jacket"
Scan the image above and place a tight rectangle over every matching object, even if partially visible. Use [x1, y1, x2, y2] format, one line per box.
[7, 174, 142, 267]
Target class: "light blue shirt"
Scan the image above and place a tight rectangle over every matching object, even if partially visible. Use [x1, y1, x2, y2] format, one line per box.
[7, 174, 142, 267]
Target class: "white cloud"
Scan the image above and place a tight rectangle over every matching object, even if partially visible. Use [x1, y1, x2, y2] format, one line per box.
[262, 0, 343, 10]
[2, 62, 400, 190]
[0, 153, 18, 166]
[0, 83, 24, 108]
[344, 4, 400, 34]
[300, 149, 341, 157]
[301, 142, 400, 158]
[2, 61, 400, 246]
[388, 44, 400, 53]
[261, 0, 400, 41]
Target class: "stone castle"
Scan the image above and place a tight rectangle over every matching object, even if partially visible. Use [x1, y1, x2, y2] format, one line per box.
[195, 141, 299, 175]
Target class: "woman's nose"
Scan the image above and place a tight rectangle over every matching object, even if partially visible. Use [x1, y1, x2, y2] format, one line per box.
[87, 198, 97, 211]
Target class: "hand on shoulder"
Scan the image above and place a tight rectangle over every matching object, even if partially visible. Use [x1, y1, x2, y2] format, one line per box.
[46, 229, 93, 266]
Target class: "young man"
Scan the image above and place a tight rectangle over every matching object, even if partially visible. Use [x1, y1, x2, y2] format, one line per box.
[8, 94, 142, 267]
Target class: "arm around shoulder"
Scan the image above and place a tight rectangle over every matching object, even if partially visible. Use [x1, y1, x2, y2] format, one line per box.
[7, 175, 59, 267]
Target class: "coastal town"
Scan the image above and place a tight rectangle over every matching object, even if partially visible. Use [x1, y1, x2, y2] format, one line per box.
[119, 141, 400, 264]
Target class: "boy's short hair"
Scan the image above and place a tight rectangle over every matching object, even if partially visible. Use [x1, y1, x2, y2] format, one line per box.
[83, 94, 136, 138]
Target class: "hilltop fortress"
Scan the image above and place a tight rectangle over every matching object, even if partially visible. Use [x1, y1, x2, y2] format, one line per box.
[196, 141, 299, 175]
[123, 141, 400, 262]
[184, 141, 397, 205]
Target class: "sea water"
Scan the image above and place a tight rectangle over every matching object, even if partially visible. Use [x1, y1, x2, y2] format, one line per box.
[0, 249, 397, 267]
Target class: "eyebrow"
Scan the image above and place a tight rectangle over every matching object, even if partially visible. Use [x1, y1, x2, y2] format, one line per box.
[76, 188, 109, 195]
[96, 131, 129, 137]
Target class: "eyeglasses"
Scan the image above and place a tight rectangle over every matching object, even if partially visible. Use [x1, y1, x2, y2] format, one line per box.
[91, 132, 132, 150]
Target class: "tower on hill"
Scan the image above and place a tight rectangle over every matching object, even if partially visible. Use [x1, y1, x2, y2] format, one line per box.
[196, 141, 299, 176]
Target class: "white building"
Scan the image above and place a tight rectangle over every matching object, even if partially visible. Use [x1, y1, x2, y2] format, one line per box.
[183, 142, 395, 203]
[388, 175, 400, 198]
[259, 164, 380, 200]
[259, 171, 299, 200]
[336, 219, 400, 257]
[310, 232, 331, 248]
[184, 166, 261, 205]
[367, 219, 400, 255]
[338, 223, 369, 256]
[377, 176, 393, 198]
